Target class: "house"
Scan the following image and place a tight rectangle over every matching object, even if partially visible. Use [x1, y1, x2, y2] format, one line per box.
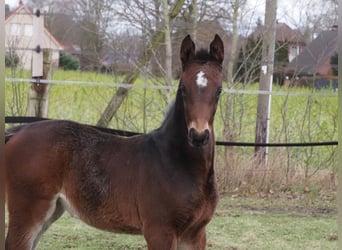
[285, 26, 338, 89]
[251, 22, 306, 63]
[242, 22, 307, 85]
[286, 26, 337, 77]
[5, 1, 63, 70]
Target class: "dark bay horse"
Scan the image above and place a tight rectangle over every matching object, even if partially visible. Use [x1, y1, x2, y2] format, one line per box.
[5, 34, 224, 250]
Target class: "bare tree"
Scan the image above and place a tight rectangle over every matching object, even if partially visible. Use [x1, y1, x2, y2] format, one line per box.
[78, 0, 114, 69]
[221, 0, 245, 187]
[97, 0, 185, 127]
[282, 0, 338, 42]
[161, 0, 173, 105]
[188, 0, 198, 40]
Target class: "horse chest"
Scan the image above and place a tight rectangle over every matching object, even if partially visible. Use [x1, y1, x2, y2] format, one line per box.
[170, 177, 218, 235]
[193, 185, 217, 219]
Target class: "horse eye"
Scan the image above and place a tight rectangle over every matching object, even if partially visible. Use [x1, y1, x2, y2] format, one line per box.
[179, 84, 186, 96]
[216, 87, 223, 97]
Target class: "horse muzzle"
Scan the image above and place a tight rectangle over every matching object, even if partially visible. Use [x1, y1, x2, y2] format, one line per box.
[188, 128, 210, 147]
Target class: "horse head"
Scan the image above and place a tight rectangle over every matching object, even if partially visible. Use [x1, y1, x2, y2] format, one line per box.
[179, 34, 224, 147]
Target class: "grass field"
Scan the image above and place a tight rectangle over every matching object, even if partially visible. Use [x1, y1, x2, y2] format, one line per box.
[5, 68, 338, 140]
[5, 195, 337, 250]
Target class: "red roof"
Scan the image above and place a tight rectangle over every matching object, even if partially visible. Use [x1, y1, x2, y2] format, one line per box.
[251, 22, 306, 45]
[5, 2, 25, 21]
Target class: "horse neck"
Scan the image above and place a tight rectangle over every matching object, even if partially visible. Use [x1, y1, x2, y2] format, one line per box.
[158, 93, 215, 164]
[158, 92, 188, 146]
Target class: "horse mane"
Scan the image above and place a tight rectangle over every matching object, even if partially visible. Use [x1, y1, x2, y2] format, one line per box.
[190, 49, 222, 69]
[193, 49, 211, 63]
[158, 101, 177, 131]
[5, 124, 27, 143]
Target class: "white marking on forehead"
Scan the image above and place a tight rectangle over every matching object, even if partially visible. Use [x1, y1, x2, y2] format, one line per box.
[196, 71, 208, 88]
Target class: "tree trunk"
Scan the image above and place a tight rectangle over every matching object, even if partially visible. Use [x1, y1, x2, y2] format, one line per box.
[161, 0, 173, 105]
[222, 0, 240, 187]
[190, 0, 198, 41]
[97, 0, 185, 127]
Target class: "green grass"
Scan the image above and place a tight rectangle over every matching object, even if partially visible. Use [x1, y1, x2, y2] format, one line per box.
[207, 212, 336, 250]
[38, 217, 146, 249]
[6, 195, 335, 250]
[5, 68, 174, 132]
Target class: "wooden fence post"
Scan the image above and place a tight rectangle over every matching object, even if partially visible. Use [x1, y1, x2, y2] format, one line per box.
[27, 50, 51, 117]
[27, 8, 51, 118]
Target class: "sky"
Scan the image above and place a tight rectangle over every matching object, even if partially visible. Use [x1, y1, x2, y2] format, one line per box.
[6, 0, 21, 8]
[5, 0, 318, 30]
[5, 0, 297, 13]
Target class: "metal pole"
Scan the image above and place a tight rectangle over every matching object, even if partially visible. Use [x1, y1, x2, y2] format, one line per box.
[265, 67, 273, 163]
[255, 0, 277, 164]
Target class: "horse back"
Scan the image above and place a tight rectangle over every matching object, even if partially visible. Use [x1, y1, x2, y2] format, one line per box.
[5, 120, 158, 232]
[5, 120, 218, 236]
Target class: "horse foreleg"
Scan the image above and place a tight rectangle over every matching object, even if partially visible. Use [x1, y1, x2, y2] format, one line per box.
[143, 225, 178, 250]
[178, 227, 207, 250]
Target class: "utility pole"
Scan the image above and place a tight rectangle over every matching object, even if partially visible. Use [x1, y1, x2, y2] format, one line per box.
[255, 0, 277, 163]
[223, 0, 241, 186]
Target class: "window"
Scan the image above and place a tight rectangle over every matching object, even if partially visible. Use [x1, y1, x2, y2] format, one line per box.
[24, 24, 33, 36]
[10, 23, 20, 36]
[289, 46, 300, 62]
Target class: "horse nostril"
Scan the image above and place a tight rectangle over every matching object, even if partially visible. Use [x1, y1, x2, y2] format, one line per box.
[189, 127, 194, 139]
[189, 128, 210, 147]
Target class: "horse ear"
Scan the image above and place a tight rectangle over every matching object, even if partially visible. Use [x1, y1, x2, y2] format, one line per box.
[180, 35, 195, 69]
[209, 34, 224, 65]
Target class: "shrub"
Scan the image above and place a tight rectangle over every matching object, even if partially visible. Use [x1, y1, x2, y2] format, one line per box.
[59, 52, 80, 70]
[5, 51, 19, 68]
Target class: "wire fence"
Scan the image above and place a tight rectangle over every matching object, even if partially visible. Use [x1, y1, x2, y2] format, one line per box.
[5, 74, 338, 193]
[5, 115, 338, 148]
[5, 76, 338, 142]
[5, 77, 339, 96]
